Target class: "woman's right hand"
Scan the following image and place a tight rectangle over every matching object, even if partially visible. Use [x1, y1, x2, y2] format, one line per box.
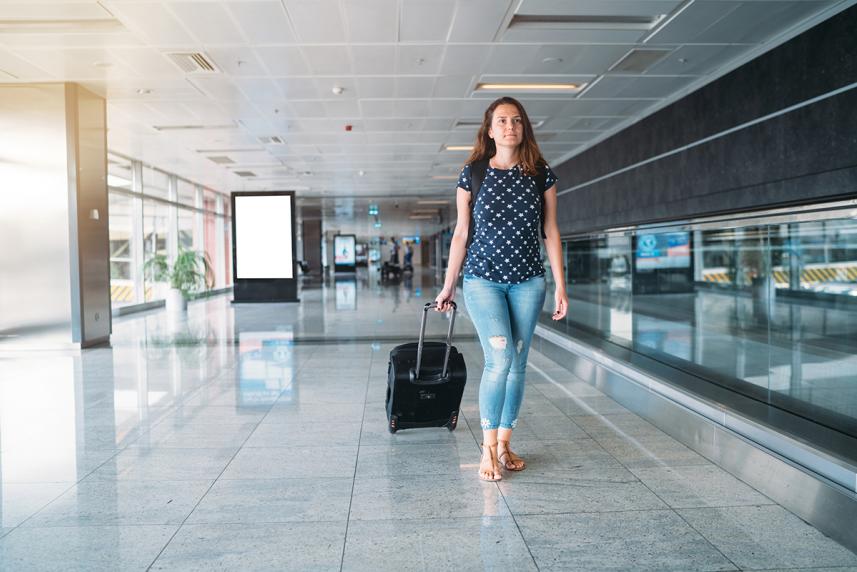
[434, 285, 455, 312]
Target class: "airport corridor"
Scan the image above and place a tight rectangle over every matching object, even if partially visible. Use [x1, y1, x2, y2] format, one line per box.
[1, 273, 855, 571]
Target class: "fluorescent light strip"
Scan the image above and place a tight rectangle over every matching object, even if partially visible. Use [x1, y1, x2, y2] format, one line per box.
[0, 19, 124, 33]
[445, 145, 473, 151]
[509, 14, 666, 31]
[476, 83, 581, 91]
[418, 200, 450, 205]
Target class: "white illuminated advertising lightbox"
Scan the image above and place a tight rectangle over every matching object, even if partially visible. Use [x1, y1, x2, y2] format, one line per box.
[234, 194, 294, 279]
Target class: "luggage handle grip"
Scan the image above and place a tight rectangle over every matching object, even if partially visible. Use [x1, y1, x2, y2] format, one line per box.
[414, 301, 456, 381]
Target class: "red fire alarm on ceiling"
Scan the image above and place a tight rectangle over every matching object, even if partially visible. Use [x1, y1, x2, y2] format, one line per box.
[344, 124, 353, 131]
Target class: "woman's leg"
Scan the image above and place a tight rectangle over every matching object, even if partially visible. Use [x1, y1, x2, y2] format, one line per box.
[463, 276, 515, 480]
[497, 275, 546, 470]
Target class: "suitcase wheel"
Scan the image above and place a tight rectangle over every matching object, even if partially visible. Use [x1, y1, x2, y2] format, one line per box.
[447, 412, 458, 431]
[388, 415, 398, 434]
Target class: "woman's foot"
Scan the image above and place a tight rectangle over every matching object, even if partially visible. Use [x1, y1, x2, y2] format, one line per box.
[497, 441, 526, 471]
[479, 443, 502, 481]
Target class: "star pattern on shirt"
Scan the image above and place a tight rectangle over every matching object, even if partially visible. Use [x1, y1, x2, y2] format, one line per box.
[456, 162, 558, 284]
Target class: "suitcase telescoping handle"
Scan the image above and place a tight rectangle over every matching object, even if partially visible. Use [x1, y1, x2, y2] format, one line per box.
[414, 301, 457, 381]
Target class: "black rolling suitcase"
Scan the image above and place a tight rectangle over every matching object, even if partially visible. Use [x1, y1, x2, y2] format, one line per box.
[385, 301, 467, 433]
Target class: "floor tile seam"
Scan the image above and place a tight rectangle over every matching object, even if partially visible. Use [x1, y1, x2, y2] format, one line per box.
[528, 348, 783, 514]
[457, 312, 542, 572]
[668, 504, 744, 571]
[8, 449, 126, 532]
[340, 346, 378, 572]
[526, 361, 697, 473]
[143, 394, 281, 572]
[574, 399, 744, 572]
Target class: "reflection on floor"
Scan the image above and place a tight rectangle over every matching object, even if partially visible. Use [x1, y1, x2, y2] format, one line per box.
[1, 269, 855, 570]
[560, 284, 857, 431]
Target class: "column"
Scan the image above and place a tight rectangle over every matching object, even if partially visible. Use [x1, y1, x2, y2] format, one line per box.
[0, 82, 110, 348]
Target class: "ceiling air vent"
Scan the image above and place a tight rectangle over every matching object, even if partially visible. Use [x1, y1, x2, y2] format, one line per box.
[453, 120, 482, 129]
[609, 49, 672, 73]
[258, 136, 285, 145]
[234, 171, 257, 178]
[166, 52, 218, 74]
[509, 14, 666, 31]
[207, 156, 235, 165]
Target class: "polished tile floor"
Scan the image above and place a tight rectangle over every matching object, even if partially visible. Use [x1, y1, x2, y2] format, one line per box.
[1, 270, 856, 571]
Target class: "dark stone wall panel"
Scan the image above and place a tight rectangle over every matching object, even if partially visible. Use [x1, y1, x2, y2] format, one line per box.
[552, 5, 857, 217]
[553, 5, 857, 236]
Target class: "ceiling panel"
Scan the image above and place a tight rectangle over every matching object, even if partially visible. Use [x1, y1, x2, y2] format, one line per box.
[359, 99, 395, 118]
[396, 44, 444, 75]
[169, 2, 246, 45]
[284, 0, 347, 43]
[107, 2, 197, 46]
[351, 45, 397, 75]
[432, 75, 474, 98]
[0, 47, 53, 79]
[646, 44, 748, 76]
[8, 0, 835, 198]
[301, 45, 352, 75]
[233, 77, 283, 102]
[343, 0, 398, 43]
[357, 77, 397, 99]
[448, 0, 514, 42]
[255, 46, 309, 76]
[227, 1, 296, 44]
[10, 48, 138, 79]
[399, 0, 456, 42]
[583, 75, 698, 99]
[395, 77, 436, 98]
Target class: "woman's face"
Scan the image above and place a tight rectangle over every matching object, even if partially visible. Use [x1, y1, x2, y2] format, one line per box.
[488, 103, 524, 149]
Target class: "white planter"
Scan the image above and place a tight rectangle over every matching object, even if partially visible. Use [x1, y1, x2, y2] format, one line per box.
[166, 288, 187, 313]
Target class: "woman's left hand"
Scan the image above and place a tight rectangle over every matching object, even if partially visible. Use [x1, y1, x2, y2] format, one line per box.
[552, 287, 568, 321]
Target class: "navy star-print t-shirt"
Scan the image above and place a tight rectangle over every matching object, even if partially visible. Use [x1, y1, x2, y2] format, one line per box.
[457, 162, 558, 284]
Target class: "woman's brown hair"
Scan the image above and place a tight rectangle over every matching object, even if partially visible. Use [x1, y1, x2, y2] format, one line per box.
[465, 96, 546, 176]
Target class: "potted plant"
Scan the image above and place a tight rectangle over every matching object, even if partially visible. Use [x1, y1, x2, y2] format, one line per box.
[144, 249, 213, 312]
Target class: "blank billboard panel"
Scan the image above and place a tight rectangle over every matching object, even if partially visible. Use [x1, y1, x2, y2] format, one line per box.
[234, 194, 293, 279]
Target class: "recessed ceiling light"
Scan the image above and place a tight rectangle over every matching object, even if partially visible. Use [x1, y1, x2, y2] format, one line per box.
[508, 14, 666, 31]
[331, 86, 345, 95]
[136, 88, 151, 95]
[357, 170, 365, 176]
[0, 18, 124, 34]
[475, 83, 582, 92]
[445, 145, 473, 151]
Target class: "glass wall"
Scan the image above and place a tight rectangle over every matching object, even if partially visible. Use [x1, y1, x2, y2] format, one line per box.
[107, 153, 231, 308]
[545, 203, 857, 441]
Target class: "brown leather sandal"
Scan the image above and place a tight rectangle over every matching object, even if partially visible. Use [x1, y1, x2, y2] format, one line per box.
[479, 443, 502, 481]
[498, 441, 526, 471]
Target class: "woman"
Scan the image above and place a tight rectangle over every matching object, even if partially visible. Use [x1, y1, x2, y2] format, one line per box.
[435, 96, 568, 481]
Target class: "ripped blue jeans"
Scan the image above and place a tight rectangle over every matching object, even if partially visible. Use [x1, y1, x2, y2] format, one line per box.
[463, 274, 546, 431]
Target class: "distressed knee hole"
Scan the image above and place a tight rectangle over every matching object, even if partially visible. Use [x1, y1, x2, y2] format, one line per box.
[516, 340, 524, 354]
[489, 336, 507, 350]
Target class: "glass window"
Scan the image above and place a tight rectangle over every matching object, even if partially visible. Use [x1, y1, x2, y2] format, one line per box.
[552, 209, 857, 441]
[108, 192, 136, 307]
[143, 199, 170, 302]
[142, 166, 170, 200]
[177, 179, 197, 207]
[107, 153, 133, 190]
[177, 206, 197, 252]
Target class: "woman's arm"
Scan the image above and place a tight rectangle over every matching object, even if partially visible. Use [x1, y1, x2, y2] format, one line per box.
[434, 187, 471, 312]
[542, 185, 568, 320]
